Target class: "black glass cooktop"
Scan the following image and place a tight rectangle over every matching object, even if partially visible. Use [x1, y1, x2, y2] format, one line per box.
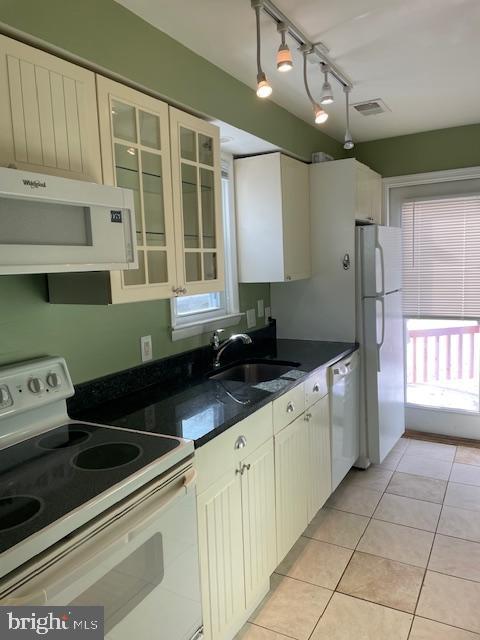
[0, 423, 181, 555]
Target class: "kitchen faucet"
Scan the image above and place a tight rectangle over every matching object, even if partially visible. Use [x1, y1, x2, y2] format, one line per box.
[211, 329, 252, 368]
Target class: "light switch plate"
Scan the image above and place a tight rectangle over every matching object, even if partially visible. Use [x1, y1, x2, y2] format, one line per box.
[141, 335, 153, 362]
[246, 308, 256, 329]
[257, 299, 264, 318]
[265, 306, 271, 326]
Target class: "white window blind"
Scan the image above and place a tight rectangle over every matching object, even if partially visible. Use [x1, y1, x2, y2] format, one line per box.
[402, 195, 480, 318]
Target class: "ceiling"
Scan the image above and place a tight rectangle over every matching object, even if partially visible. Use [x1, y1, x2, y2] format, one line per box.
[116, 0, 480, 143]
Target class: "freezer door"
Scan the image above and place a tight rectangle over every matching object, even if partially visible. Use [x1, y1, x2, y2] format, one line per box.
[363, 291, 405, 464]
[359, 225, 402, 297]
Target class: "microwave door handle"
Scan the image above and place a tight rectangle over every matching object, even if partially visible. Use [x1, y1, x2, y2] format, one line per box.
[377, 297, 386, 372]
[2, 590, 48, 606]
[4, 469, 195, 604]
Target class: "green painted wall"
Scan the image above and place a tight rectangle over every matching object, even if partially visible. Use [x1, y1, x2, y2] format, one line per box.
[0, 276, 271, 383]
[353, 123, 480, 177]
[0, 0, 346, 384]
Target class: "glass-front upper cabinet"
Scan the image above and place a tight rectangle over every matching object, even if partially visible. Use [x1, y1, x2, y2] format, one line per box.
[169, 108, 224, 296]
[97, 77, 177, 302]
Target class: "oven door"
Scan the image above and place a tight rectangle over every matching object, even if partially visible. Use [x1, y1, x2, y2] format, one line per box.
[1, 465, 202, 640]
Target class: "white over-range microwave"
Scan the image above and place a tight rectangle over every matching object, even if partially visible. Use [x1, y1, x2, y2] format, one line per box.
[0, 167, 137, 274]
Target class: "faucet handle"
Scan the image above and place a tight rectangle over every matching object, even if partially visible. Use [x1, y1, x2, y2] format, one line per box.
[211, 328, 224, 348]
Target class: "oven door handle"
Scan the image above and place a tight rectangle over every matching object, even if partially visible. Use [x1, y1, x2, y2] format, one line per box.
[128, 468, 196, 541]
[2, 468, 196, 605]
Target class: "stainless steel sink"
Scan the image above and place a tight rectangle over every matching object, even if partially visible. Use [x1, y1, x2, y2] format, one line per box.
[209, 360, 300, 384]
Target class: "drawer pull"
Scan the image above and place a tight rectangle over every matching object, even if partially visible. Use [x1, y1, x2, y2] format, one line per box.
[286, 401, 295, 414]
[235, 435, 247, 449]
[313, 384, 320, 393]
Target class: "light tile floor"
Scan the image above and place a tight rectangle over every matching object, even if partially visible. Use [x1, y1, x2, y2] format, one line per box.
[237, 437, 480, 640]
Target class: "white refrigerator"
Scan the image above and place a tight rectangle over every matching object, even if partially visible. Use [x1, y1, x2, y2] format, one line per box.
[356, 225, 405, 466]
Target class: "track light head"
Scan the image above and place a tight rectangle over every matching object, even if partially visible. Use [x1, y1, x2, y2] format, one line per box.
[256, 71, 272, 98]
[276, 22, 293, 72]
[313, 103, 328, 124]
[319, 63, 334, 105]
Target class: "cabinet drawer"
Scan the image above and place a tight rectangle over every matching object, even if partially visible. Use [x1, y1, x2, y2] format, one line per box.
[194, 403, 273, 494]
[305, 368, 328, 407]
[273, 383, 305, 434]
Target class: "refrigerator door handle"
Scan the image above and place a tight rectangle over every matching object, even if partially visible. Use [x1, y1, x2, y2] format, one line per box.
[377, 240, 386, 297]
[376, 297, 386, 372]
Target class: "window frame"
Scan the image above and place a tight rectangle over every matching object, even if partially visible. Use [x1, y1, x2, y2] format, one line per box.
[170, 153, 242, 340]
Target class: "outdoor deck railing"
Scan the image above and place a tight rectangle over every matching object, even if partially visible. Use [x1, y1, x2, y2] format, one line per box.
[407, 325, 480, 384]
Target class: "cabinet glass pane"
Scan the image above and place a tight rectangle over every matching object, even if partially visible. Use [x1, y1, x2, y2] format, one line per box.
[147, 250, 168, 283]
[185, 253, 202, 282]
[203, 253, 217, 281]
[139, 111, 161, 149]
[114, 144, 142, 242]
[180, 127, 196, 161]
[198, 134, 214, 166]
[142, 151, 165, 247]
[123, 250, 146, 286]
[201, 169, 216, 249]
[112, 101, 137, 143]
[182, 164, 199, 248]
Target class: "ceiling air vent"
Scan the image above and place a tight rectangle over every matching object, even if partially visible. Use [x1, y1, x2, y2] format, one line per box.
[352, 98, 390, 116]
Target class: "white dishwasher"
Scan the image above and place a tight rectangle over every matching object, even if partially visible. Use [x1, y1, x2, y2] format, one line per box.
[329, 351, 360, 491]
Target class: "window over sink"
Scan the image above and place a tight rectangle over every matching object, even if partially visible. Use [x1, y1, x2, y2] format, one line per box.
[170, 154, 241, 339]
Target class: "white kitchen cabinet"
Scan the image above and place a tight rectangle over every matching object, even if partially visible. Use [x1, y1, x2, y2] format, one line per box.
[240, 439, 276, 608]
[170, 108, 224, 295]
[356, 161, 382, 224]
[0, 34, 101, 182]
[235, 152, 311, 283]
[196, 469, 245, 640]
[306, 393, 331, 521]
[274, 414, 308, 563]
[195, 406, 275, 640]
[271, 158, 382, 342]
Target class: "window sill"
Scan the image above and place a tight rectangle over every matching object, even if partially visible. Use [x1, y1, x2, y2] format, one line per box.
[171, 312, 244, 341]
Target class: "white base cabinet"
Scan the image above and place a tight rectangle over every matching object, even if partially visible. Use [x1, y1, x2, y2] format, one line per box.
[195, 406, 275, 640]
[306, 394, 331, 521]
[274, 414, 308, 563]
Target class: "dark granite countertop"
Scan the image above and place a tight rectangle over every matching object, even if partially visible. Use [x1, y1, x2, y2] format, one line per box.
[71, 325, 357, 448]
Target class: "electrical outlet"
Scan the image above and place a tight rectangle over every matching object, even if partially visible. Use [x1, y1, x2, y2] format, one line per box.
[140, 335, 153, 362]
[246, 308, 256, 329]
[265, 306, 271, 326]
[257, 299, 264, 318]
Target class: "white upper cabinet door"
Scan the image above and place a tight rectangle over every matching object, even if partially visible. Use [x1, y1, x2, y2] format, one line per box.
[96, 76, 177, 302]
[235, 152, 311, 283]
[355, 162, 382, 224]
[169, 108, 224, 296]
[0, 35, 101, 182]
[241, 439, 276, 608]
[306, 393, 331, 522]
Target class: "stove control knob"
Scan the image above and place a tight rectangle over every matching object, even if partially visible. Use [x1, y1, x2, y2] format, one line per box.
[28, 377, 45, 394]
[46, 372, 61, 389]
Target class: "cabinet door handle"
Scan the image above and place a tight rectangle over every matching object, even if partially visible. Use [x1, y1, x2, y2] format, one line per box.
[304, 412, 312, 422]
[243, 463, 251, 472]
[235, 435, 247, 449]
[313, 384, 320, 393]
[286, 401, 295, 414]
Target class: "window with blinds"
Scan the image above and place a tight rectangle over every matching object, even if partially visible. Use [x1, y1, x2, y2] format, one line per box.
[402, 195, 480, 318]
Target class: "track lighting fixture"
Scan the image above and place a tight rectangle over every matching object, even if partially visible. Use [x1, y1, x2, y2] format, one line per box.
[276, 22, 293, 72]
[343, 86, 354, 150]
[252, 0, 272, 98]
[302, 49, 328, 125]
[319, 63, 334, 105]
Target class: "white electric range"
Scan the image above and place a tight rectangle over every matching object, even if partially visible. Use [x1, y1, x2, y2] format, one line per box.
[0, 357, 202, 640]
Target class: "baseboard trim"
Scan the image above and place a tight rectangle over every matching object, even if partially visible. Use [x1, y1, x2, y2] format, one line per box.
[404, 429, 480, 449]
